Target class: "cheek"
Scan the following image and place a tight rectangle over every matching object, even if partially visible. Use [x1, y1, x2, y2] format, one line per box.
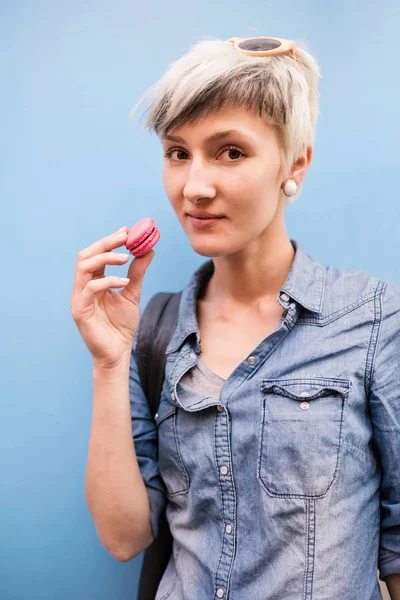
[162, 168, 180, 204]
[162, 167, 172, 192]
[233, 158, 280, 192]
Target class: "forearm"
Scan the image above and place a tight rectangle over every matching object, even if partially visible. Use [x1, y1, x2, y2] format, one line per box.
[385, 574, 400, 600]
[85, 362, 153, 560]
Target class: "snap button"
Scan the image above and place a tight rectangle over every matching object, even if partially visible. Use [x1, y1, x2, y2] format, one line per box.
[281, 292, 290, 302]
[247, 356, 256, 365]
[220, 465, 229, 475]
[217, 589, 225, 598]
[225, 524, 232, 533]
[171, 392, 175, 401]
[155, 412, 158, 420]
[190, 351, 196, 360]
[216, 405, 224, 412]
[300, 401, 310, 410]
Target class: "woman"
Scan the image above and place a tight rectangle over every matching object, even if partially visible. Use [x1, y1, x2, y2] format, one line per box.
[71, 37, 400, 599]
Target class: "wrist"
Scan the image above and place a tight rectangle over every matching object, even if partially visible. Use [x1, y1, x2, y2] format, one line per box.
[92, 353, 131, 379]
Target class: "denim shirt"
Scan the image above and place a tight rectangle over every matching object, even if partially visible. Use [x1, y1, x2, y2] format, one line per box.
[129, 238, 400, 600]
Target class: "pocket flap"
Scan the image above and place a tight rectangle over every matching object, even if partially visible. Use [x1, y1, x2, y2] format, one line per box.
[261, 378, 351, 401]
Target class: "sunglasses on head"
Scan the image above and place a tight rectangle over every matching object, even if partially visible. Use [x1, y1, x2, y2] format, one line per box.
[228, 37, 297, 61]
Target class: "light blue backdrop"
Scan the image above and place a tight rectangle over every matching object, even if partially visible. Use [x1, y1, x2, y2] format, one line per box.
[1, 1, 399, 598]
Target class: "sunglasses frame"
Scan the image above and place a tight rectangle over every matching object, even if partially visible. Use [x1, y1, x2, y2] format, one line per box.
[228, 37, 297, 61]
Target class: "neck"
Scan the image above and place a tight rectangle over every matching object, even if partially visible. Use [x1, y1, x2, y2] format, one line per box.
[202, 232, 295, 311]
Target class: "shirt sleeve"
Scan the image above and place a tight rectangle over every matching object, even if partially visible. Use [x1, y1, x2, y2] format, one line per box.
[379, 546, 400, 579]
[369, 280, 400, 577]
[129, 327, 168, 541]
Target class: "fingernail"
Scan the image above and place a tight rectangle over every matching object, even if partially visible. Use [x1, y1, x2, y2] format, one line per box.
[117, 226, 127, 232]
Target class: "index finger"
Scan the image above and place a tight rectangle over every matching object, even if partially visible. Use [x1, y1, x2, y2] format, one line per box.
[71, 226, 129, 298]
[77, 226, 129, 263]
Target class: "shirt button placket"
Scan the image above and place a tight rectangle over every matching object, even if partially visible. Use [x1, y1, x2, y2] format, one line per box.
[215, 395, 235, 598]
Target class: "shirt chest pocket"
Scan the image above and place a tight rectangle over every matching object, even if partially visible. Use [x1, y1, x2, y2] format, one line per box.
[155, 395, 190, 498]
[257, 378, 351, 498]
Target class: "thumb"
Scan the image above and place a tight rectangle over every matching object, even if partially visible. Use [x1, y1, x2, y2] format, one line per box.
[120, 249, 156, 303]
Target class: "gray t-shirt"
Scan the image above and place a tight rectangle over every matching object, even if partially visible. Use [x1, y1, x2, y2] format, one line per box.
[179, 355, 225, 400]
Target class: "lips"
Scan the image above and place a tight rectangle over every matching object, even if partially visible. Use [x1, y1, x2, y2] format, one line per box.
[187, 213, 224, 219]
[187, 214, 225, 229]
[190, 216, 222, 220]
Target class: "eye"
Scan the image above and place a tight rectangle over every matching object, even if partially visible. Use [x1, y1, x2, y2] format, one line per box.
[220, 146, 245, 161]
[163, 145, 246, 163]
[164, 148, 188, 161]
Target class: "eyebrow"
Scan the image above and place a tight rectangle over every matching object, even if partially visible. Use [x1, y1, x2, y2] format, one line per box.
[163, 129, 251, 144]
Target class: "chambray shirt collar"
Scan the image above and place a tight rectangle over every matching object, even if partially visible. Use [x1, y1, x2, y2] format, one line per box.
[165, 238, 325, 355]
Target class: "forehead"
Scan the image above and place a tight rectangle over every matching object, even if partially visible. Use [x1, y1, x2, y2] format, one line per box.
[162, 106, 276, 144]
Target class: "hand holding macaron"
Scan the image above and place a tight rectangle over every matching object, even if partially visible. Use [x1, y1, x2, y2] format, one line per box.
[71, 218, 160, 370]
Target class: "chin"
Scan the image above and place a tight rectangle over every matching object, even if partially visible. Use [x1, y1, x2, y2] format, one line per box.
[187, 237, 235, 258]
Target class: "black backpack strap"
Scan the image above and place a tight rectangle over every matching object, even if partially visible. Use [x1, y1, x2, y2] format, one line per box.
[136, 290, 182, 419]
[136, 290, 182, 600]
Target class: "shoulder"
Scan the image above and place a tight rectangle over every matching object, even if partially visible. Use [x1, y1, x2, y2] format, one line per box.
[380, 279, 400, 314]
[324, 266, 400, 333]
[377, 279, 400, 340]
[320, 264, 381, 316]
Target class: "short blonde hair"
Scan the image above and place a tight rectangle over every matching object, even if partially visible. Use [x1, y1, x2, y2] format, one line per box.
[129, 36, 321, 204]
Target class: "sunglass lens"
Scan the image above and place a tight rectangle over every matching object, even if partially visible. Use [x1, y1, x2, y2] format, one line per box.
[238, 39, 281, 52]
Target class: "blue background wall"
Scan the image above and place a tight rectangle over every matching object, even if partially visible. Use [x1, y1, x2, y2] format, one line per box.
[1, 0, 398, 598]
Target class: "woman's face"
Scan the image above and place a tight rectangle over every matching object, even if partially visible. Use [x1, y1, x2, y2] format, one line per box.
[161, 105, 288, 258]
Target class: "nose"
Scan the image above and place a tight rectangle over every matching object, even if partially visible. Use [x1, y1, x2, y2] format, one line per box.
[183, 159, 217, 203]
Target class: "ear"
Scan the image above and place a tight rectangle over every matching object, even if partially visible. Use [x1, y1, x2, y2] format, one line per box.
[288, 146, 313, 184]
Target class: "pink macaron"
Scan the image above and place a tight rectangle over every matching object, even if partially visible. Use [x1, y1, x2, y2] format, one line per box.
[125, 217, 160, 257]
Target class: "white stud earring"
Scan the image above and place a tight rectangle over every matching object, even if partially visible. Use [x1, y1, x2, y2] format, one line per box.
[283, 179, 298, 197]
